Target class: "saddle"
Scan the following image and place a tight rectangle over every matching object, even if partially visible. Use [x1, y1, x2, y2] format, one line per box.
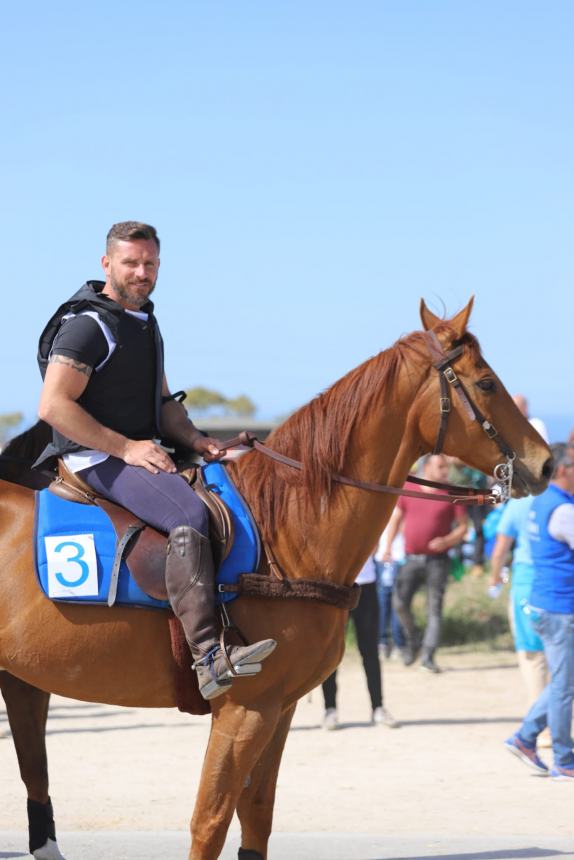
[48, 460, 235, 602]
[43, 461, 249, 717]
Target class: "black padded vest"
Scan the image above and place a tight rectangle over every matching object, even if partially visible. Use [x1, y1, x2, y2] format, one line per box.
[34, 280, 165, 468]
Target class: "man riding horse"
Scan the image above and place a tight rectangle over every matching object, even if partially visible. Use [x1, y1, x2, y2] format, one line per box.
[34, 220, 276, 700]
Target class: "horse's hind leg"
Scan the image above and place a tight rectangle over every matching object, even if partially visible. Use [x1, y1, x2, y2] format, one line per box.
[0, 672, 65, 860]
[235, 703, 296, 860]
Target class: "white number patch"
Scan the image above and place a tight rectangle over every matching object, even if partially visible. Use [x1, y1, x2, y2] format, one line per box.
[45, 534, 99, 598]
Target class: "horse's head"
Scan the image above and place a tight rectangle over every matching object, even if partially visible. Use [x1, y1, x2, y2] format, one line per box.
[415, 298, 552, 498]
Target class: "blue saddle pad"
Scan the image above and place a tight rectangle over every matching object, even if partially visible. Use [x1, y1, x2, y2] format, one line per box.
[34, 463, 260, 609]
[34, 491, 169, 609]
[202, 461, 261, 604]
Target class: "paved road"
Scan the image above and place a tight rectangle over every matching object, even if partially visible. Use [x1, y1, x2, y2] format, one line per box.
[2, 832, 574, 860]
[3, 653, 574, 859]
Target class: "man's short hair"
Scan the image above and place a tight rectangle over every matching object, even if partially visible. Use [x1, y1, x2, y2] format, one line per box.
[550, 442, 574, 477]
[106, 221, 160, 253]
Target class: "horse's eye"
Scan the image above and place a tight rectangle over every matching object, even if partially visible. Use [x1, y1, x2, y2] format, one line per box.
[476, 378, 496, 393]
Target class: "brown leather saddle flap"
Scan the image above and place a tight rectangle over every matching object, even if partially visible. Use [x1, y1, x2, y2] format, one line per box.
[103, 500, 169, 600]
[179, 465, 234, 565]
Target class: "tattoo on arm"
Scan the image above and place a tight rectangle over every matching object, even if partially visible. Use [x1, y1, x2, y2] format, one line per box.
[49, 355, 93, 378]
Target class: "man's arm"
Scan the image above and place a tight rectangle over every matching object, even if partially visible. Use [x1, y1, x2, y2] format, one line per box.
[427, 512, 469, 553]
[488, 533, 514, 587]
[160, 377, 223, 462]
[548, 504, 574, 550]
[38, 357, 176, 475]
[381, 506, 404, 561]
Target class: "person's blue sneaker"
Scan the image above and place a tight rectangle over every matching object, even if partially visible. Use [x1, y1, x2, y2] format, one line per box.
[504, 733, 549, 775]
[550, 762, 574, 781]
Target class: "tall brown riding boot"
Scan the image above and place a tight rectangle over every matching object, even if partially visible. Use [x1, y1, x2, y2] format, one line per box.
[165, 525, 276, 701]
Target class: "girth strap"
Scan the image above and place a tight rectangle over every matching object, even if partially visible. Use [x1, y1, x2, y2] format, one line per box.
[219, 573, 361, 610]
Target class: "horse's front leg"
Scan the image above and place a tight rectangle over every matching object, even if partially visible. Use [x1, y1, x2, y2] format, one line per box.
[189, 700, 282, 860]
[235, 703, 296, 860]
[0, 671, 65, 860]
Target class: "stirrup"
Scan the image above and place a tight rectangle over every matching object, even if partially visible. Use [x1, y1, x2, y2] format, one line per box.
[193, 643, 269, 680]
[192, 646, 265, 702]
[217, 601, 268, 678]
[192, 645, 223, 675]
[219, 638, 277, 679]
[193, 646, 233, 701]
[191, 645, 262, 680]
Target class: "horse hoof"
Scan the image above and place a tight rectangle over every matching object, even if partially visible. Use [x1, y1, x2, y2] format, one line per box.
[238, 849, 264, 860]
[33, 838, 66, 860]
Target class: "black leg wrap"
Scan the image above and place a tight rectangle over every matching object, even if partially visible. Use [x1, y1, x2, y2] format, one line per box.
[27, 797, 56, 853]
[238, 850, 264, 860]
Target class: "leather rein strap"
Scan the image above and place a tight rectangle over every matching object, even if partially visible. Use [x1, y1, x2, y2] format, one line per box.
[219, 331, 517, 507]
[222, 433, 489, 505]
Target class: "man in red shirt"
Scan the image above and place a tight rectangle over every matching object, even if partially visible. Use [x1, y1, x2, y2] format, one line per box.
[382, 455, 468, 673]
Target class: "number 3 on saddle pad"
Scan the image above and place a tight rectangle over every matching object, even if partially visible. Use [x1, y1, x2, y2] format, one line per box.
[44, 533, 99, 598]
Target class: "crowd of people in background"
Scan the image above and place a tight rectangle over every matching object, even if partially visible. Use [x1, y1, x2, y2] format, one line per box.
[321, 400, 574, 783]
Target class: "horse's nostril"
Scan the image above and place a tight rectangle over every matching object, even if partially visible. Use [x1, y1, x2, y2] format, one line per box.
[542, 457, 554, 482]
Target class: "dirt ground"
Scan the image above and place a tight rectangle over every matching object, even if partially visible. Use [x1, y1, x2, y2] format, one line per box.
[1, 648, 573, 840]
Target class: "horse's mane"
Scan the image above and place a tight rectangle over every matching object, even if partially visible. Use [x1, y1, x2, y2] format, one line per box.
[2, 420, 52, 463]
[230, 324, 482, 541]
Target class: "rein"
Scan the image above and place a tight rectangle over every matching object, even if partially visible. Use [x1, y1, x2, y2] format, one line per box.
[220, 432, 492, 505]
[219, 330, 517, 507]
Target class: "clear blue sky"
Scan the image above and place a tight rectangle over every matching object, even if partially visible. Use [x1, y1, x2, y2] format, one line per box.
[1, 1, 572, 439]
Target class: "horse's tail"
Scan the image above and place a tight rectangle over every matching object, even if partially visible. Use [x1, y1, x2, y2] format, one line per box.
[2, 420, 52, 463]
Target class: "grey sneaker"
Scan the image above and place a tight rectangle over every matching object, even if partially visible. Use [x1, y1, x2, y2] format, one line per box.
[194, 639, 277, 700]
[372, 706, 400, 728]
[323, 708, 338, 730]
[420, 656, 441, 674]
[379, 642, 393, 659]
[400, 646, 416, 666]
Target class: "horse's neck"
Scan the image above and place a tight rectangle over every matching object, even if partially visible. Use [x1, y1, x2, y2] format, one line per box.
[270, 360, 427, 586]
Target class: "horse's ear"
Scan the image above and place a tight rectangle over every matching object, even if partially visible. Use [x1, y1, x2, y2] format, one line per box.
[420, 299, 442, 331]
[447, 296, 475, 340]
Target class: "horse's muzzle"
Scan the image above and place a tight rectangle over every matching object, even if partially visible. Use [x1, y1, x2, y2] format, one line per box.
[513, 455, 553, 498]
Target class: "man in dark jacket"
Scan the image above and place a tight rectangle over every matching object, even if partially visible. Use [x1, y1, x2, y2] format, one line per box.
[37, 221, 275, 700]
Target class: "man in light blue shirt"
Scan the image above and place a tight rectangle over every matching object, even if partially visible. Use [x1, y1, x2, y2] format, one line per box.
[490, 497, 548, 708]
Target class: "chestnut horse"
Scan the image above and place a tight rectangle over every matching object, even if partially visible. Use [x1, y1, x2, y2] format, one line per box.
[0, 300, 551, 860]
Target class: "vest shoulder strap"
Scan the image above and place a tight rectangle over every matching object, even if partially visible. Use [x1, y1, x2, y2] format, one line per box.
[37, 281, 120, 379]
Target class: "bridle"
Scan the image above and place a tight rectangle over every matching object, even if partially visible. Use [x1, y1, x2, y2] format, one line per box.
[424, 330, 516, 503]
[212, 331, 518, 506]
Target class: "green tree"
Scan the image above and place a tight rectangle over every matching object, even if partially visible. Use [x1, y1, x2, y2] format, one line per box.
[184, 387, 226, 414]
[183, 387, 257, 418]
[225, 395, 256, 417]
